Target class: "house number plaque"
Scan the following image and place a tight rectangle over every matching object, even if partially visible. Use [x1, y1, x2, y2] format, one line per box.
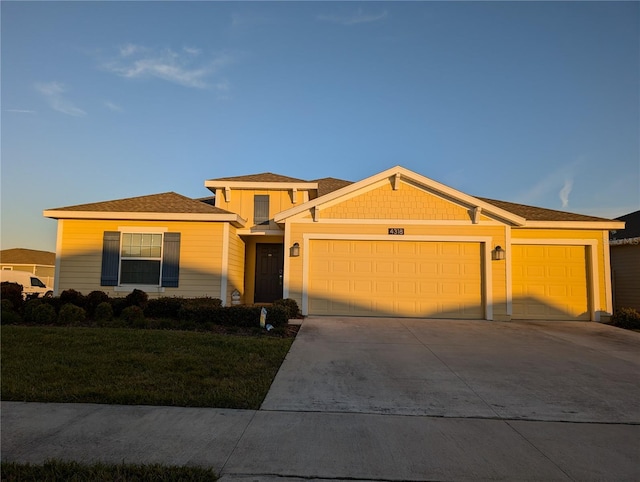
[388, 228, 405, 235]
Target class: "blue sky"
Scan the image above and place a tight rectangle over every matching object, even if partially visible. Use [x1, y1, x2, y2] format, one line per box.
[2, 1, 638, 252]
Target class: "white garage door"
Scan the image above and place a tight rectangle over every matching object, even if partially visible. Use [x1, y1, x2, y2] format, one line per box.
[512, 245, 589, 320]
[308, 240, 483, 318]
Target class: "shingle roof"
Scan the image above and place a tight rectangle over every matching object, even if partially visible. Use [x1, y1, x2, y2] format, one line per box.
[0, 248, 55, 266]
[207, 172, 309, 183]
[48, 192, 235, 215]
[314, 177, 354, 197]
[612, 210, 640, 239]
[476, 197, 614, 222]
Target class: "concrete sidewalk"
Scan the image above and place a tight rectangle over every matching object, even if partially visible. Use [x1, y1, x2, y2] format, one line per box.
[2, 401, 639, 481]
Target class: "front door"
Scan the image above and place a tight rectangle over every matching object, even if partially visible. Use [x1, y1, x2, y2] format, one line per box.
[255, 244, 284, 303]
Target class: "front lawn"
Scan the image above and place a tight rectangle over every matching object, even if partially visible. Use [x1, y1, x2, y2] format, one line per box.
[1, 326, 293, 409]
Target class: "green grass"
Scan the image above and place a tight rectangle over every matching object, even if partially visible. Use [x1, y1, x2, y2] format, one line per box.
[1, 326, 293, 409]
[1, 459, 218, 481]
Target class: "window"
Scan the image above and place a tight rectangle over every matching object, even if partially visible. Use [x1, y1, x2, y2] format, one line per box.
[254, 195, 270, 225]
[120, 233, 163, 285]
[30, 277, 46, 288]
[101, 231, 181, 288]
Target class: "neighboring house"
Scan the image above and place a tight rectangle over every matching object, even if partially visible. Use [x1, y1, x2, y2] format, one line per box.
[0, 248, 56, 287]
[44, 165, 623, 321]
[610, 210, 640, 312]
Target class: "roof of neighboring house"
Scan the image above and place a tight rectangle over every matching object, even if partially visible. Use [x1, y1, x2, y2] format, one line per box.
[0, 248, 55, 266]
[314, 177, 354, 197]
[476, 197, 615, 223]
[611, 210, 640, 240]
[47, 192, 235, 214]
[207, 172, 309, 183]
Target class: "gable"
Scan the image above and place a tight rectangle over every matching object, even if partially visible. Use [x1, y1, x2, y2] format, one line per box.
[319, 180, 489, 221]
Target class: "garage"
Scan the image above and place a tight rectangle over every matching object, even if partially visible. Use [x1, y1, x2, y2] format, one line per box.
[511, 245, 589, 320]
[308, 239, 483, 318]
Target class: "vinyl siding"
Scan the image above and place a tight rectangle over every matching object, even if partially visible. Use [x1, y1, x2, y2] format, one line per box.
[57, 220, 225, 298]
[217, 189, 296, 228]
[226, 225, 246, 305]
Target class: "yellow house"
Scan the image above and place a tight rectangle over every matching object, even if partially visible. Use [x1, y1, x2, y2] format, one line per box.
[44, 166, 624, 321]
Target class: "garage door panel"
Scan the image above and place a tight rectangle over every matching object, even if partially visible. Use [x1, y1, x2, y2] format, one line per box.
[512, 245, 589, 320]
[309, 240, 483, 318]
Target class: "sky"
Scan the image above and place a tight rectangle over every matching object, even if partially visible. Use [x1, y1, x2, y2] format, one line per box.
[2, 1, 639, 253]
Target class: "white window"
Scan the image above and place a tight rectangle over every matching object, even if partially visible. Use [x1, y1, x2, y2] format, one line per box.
[120, 233, 163, 285]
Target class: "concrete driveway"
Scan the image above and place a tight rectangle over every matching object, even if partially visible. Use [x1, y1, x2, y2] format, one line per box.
[262, 317, 640, 423]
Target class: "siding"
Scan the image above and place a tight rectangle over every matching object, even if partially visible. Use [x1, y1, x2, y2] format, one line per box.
[226, 226, 246, 305]
[58, 220, 225, 298]
[218, 189, 296, 228]
[611, 245, 640, 311]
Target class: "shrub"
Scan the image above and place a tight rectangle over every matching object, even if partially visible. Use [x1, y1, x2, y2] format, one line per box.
[110, 297, 128, 317]
[32, 303, 57, 325]
[177, 298, 223, 323]
[178, 303, 288, 328]
[58, 303, 86, 326]
[121, 305, 146, 328]
[273, 298, 300, 319]
[23, 299, 43, 323]
[125, 289, 148, 309]
[611, 308, 640, 330]
[86, 291, 110, 316]
[94, 302, 114, 324]
[60, 289, 86, 310]
[1, 282, 23, 313]
[1, 298, 21, 325]
[145, 297, 184, 319]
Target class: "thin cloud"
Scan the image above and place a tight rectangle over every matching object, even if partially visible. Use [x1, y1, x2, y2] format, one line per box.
[6, 109, 36, 114]
[34, 82, 86, 117]
[103, 45, 232, 90]
[317, 8, 388, 26]
[559, 179, 573, 209]
[104, 101, 123, 112]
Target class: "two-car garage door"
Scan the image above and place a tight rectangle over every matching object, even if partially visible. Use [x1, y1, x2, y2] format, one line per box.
[308, 240, 483, 318]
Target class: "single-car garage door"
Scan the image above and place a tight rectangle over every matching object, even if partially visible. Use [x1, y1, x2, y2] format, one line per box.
[308, 240, 483, 318]
[512, 245, 589, 320]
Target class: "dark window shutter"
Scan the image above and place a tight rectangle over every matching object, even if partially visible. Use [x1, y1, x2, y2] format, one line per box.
[161, 232, 181, 287]
[101, 231, 121, 286]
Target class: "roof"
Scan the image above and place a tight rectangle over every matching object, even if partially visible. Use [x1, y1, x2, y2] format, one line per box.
[47, 192, 234, 214]
[612, 210, 640, 240]
[43, 192, 247, 227]
[314, 177, 354, 197]
[207, 172, 308, 183]
[476, 197, 615, 223]
[0, 248, 55, 266]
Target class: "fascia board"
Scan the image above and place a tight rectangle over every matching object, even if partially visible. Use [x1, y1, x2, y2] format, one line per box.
[522, 220, 626, 230]
[275, 164, 526, 226]
[204, 181, 318, 190]
[43, 210, 247, 227]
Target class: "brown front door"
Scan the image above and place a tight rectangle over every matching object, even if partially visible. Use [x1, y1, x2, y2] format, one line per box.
[255, 244, 284, 302]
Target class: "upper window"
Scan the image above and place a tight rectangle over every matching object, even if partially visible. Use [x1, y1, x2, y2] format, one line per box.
[120, 233, 163, 285]
[254, 195, 270, 225]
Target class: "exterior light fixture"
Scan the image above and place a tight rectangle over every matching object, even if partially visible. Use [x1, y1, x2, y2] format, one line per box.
[492, 245, 505, 261]
[290, 242, 300, 257]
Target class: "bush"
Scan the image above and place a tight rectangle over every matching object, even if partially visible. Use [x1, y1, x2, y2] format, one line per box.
[32, 303, 57, 325]
[23, 299, 43, 323]
[125, 289, 148, 309]
[145, 297, 184, 319]
[1, 298, 14, 312]
[86, 291, 110, 316]
[94, 302, 114, 324]
[1, 282, 24, 313]
[611, 308, 640, 330]
[1, 309, 22, 325]
[178, 303, 288, 328]
[58, 303, 86, 326]
[60, 289, 86, 310]
[273, 298, 300, 319]
[110, 297, 128, 317]
[121, 305, 146, 328]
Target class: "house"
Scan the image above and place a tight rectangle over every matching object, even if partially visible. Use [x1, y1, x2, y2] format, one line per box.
[0, 248, 56, 287]
[44, 165, 624, 321]
[610, 210, 640, 312]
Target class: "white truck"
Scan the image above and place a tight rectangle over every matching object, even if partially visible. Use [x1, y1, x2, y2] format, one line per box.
[0, 270, 53, 298]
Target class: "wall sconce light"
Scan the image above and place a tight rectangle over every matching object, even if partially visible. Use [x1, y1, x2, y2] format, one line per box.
[290, 242, 300, 257]
[492, 245, 505, 261]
